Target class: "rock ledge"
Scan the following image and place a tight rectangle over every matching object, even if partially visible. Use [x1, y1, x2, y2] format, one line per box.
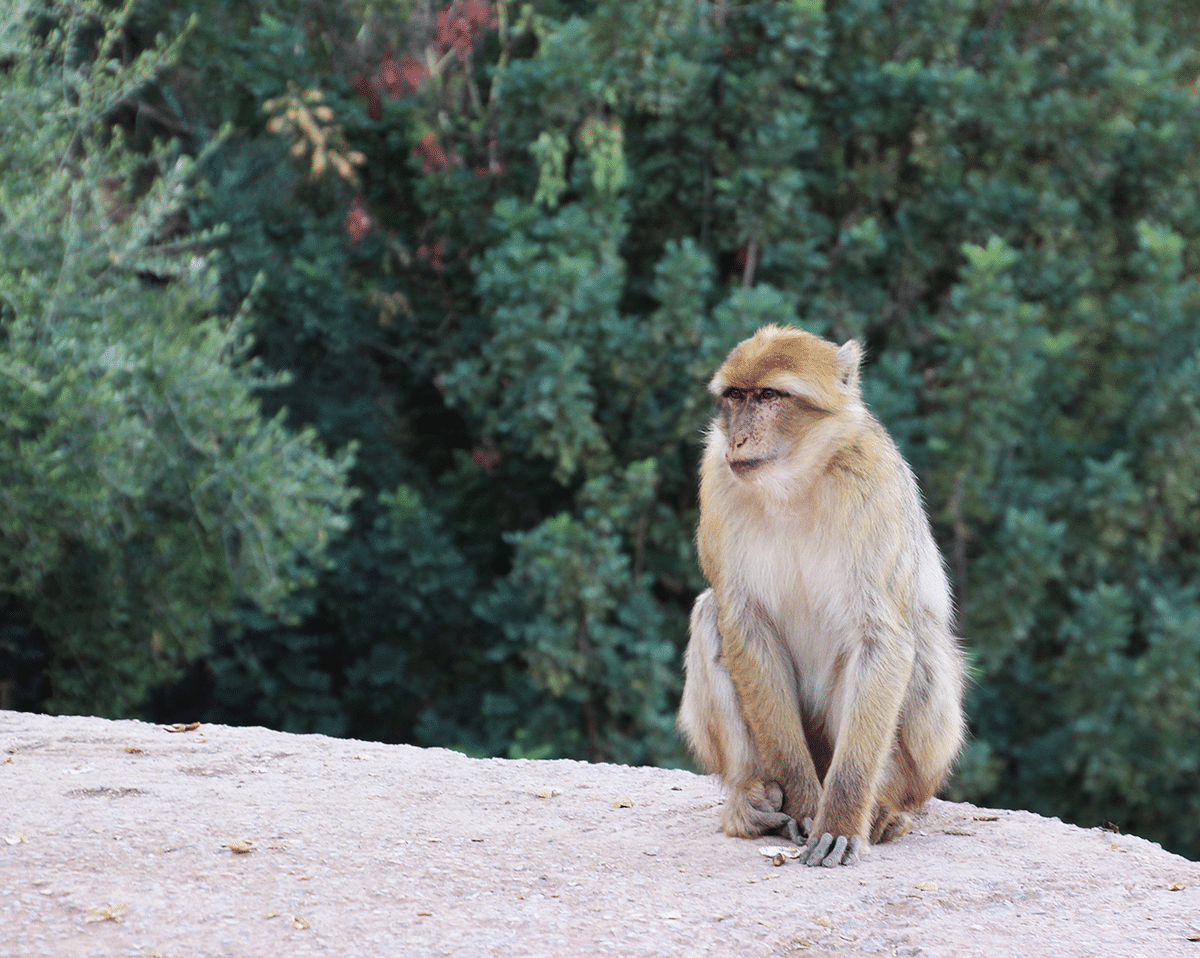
[2, 710, 1197, 957]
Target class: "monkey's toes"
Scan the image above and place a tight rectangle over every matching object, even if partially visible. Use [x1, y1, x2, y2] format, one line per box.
[799, 832, 862, 867]
[871, 809, 913, 845]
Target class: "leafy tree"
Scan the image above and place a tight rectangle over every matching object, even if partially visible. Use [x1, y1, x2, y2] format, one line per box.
[9, 0, 1200, 859]
[0, 0, 355, 715]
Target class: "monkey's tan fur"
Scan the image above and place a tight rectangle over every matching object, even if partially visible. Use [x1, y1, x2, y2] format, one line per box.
[678, 325, 966, 866]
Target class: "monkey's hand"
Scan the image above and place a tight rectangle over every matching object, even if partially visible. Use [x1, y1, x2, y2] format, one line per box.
[775, 815, 812, 845]
[798, 830, 863, 867]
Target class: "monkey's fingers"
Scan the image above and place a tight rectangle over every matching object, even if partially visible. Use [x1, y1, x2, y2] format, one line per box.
[800, 832, 862, 867]
[776, 815, 805, 844]
[799, 832, 832, 865]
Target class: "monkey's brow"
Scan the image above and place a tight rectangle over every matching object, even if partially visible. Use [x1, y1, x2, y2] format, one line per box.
[724, 385, 788, 395]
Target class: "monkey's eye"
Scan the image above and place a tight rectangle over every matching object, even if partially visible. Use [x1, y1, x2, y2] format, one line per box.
[723, 387, 746, 401]
[758, 388, 782, 401]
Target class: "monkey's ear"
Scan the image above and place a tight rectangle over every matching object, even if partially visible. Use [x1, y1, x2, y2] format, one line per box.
[837, 340, 862, 393]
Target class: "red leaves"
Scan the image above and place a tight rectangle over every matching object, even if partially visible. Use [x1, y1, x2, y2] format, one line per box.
[380, 50, 429, 98]
[413, 131, 462, 173]
[343, 198, 372, 246]
[400, 54, 428, 91]
[435, 0, 497, 63]
[417, 238, 445, 272]
[352, 74, 382, 121]
[352, 1, 495, 118]
[353, 50, 429, 121]
[378, 49, 404, 99]
[471, 441, 502, 474]
[346, 3, 501, 269]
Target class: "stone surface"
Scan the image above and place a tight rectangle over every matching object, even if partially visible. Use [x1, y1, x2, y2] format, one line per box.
[2, 710, 1198, 957]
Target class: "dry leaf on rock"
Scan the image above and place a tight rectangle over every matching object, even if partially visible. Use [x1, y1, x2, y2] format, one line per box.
[85, 903, 127, 923]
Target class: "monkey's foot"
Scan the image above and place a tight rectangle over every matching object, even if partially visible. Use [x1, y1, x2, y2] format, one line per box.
[722, 781, 803, 839]
[870, 807, 913, 845]
[799, 831, 863, 867]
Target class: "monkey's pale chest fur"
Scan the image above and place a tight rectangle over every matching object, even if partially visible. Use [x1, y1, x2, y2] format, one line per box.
[703, 472, 867, 713]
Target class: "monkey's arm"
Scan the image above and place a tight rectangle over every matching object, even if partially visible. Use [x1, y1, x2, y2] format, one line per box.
[801, 625, 915, 867]
[716, 603, 825, 830]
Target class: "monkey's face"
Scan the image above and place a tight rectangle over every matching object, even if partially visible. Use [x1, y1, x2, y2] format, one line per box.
[717, 386, 822, 475]
[706, 325, 866, 487]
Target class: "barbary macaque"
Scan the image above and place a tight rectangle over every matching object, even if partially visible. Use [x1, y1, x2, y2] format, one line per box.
[678, 325, 966, 867]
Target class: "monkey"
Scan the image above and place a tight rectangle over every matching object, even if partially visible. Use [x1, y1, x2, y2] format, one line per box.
[677, 324, 966, 867]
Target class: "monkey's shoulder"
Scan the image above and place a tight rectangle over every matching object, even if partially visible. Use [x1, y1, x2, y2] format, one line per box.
[825, 419, 923, 503]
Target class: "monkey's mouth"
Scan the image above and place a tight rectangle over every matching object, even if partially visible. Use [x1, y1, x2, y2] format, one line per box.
[729, 458, 767, 476]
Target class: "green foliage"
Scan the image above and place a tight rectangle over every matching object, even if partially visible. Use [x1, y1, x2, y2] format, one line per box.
[477, 459, 676, 764]
[0, 1, 354, 714]
[9, 0, 1200, 860]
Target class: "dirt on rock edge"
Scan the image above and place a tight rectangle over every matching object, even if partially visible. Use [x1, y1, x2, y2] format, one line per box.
[2, 710, 1198, 958]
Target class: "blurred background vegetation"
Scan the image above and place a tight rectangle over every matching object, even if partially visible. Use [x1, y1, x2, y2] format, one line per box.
[3, 0, 1200, 858]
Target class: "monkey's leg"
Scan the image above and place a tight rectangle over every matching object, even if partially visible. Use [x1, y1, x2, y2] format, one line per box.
[680, 591, 807, 839]
[679, 591, 818, 841]
[872, 641, 967, 845]
[802, 637, 914, 867]
[866, 739, 930, 846]
[706, 594, 823, 837]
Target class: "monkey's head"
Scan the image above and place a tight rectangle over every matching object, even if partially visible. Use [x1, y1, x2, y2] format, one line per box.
[707, 325, 866, 484]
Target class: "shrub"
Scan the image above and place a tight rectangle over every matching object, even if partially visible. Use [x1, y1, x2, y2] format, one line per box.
[0, 0, 354, 714]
